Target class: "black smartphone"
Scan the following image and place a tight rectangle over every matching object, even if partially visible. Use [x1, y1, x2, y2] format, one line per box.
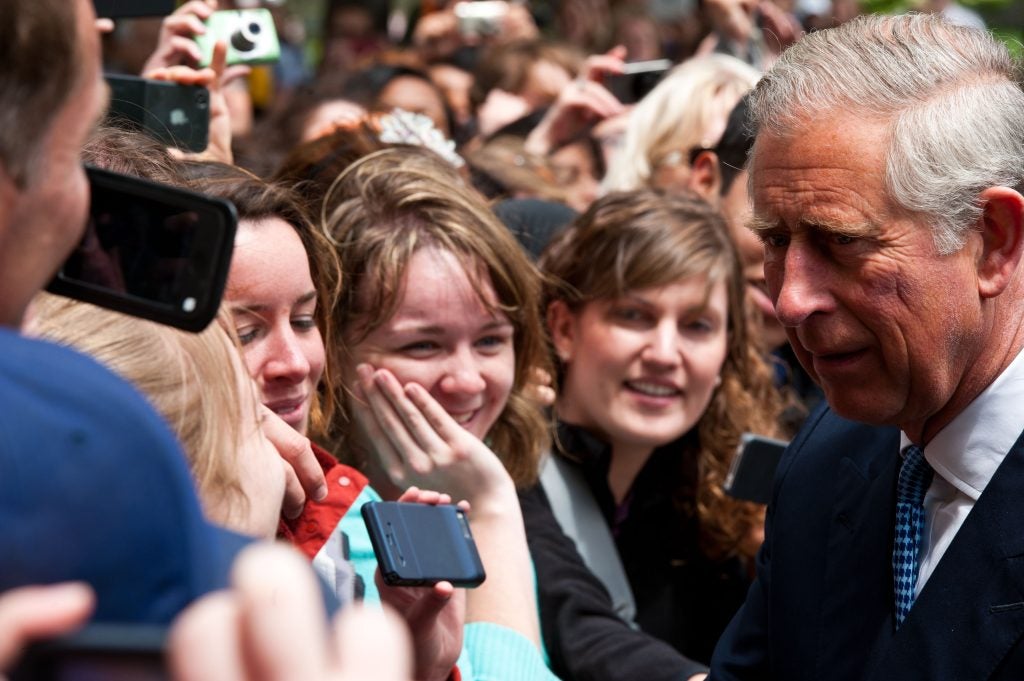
[92, 0, 177, 19]
[605, 59, 672, 104]
[105, 75, 210, 153]
[9, 623, 167, 681]
[362, 502, 486, 588]
[46, 166, 238, 333]
[723, 433, 789, 505]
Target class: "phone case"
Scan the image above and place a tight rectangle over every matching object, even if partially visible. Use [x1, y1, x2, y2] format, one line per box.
[361, 502, 486, 587]
[723, 433, 789, 504]
[46, 166, 237, 333]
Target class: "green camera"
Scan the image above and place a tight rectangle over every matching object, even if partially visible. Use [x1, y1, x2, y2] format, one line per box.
[195, 9, 281, 67]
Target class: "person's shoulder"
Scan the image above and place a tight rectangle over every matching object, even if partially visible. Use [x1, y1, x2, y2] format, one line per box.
[780, 402, 900, 480]
[0, 328, 179, 449]
[1, 329, 159, 411]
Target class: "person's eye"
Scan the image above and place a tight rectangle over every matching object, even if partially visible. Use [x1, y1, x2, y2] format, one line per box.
[400, 340, 440, 355]
[760, 232, 789, 248]
[236, 326, 261, 345]
[476, 333, 512, 352]
[291, 315, 317, 332]
[685, 318, 715, 334]
[613, 307, 649, 324]
[832, 233, 858, 246]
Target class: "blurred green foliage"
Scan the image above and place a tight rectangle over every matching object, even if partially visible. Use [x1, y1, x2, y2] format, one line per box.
[858, 0, 1023, 56]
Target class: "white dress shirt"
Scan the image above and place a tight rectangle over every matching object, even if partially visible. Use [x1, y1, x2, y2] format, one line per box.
[901, 347, 1024, 597]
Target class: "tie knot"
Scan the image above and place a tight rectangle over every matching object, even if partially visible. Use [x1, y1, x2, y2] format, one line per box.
[897, 445, 933, 507]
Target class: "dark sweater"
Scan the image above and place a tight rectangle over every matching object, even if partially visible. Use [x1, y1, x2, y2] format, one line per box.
[523, 421, 752, 675]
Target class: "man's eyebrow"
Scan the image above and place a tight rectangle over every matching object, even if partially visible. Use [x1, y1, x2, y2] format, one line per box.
[801, 218, 876, 236]
[746, 215, 778, 232]
[745, 215, 876, 237]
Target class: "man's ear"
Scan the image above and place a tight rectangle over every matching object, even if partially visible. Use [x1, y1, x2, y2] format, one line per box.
[977, 186, 1024, 299]
[546, 299, 578, 363]
[688, 149, 722, 202]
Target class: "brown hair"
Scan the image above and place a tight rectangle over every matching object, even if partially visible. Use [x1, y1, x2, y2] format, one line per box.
[0, 0, 81, 186]
[29, 295, 256, 528]
[540, 189, 783, 560]
[182, 162, 343, 438]
[470, 40, 582, 111]
[323, 147, 550, 487]
[82, 125, 188, 186]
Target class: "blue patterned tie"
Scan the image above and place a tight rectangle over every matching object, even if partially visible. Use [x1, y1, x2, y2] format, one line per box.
[893, 445, 934, 628]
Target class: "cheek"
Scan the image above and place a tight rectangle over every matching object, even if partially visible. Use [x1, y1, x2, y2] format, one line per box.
[303, 334, 326, 385]
[381, 357, 447, 393]
[240, 344, 267, 385]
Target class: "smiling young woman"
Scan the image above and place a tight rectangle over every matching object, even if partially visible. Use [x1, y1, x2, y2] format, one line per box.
[527, 189, 785, 668]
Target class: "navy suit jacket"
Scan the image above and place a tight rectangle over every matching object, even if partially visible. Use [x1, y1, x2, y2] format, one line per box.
[710, 405, 1024, 680]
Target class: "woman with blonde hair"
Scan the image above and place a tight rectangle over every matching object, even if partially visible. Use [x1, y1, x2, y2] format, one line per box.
[601, 54, 759, 201]
[525, 189, 784, 670]
[28, 297, 288, 539]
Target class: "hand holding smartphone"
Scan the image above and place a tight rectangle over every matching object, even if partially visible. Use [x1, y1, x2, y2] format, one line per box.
[362, 501, 486, 588]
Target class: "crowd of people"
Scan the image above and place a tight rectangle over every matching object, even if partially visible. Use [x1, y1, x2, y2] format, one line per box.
[2, 0, 1022, 679]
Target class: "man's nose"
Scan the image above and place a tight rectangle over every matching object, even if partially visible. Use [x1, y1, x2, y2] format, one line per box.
[769, 243, 835, 327]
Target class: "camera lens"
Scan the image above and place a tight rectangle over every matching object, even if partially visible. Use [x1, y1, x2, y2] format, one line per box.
[231, 21, 262, 53]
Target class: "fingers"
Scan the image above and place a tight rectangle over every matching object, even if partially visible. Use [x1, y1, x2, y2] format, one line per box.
[281, 465, 306, 520]
[402, 382, 465, 448]
[569, 80, 624, 119]
[144, 65, 217, 87]
[403, 582, 456, 635]
[166, 35, 204, 65]
[163, 12, 208, 40]
[350, 383, 404, 483]
[210, 40, 228, 83]
[333, 605, 413, 681]
[0, 583, 94, 671]
[356, 365, 441, 475]
[221, 65, 252, 88]
[584, 46, 627, 81]
[261, 406, 327, 505]
[526, 367, 556, 407]
[373, 369, 451, 462]
[231, 544, 331, 680]
[168, 592, 247, 681]
[397, 486, 454, 506]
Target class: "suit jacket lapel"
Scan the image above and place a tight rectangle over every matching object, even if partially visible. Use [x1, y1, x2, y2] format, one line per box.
[815, 430, 901, 680]
[871, 430, 1024, 680]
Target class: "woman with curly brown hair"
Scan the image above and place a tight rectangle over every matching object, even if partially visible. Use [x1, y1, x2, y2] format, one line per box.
[523, 188, 784, 672]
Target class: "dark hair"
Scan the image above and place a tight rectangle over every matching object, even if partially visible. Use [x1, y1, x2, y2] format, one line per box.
[271, 121, 386, 216]
[181, 161, 343, 438]
[714, 95, 754, 193]
[0, 0, 81, 186]
[82, 125, 187, 186]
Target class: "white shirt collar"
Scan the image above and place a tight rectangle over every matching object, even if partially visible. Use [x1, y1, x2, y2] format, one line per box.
[900, 347, 1024, 501]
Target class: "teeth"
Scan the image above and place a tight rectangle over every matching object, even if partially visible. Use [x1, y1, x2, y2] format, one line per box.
[451, 412, 475, 424]
[627, 381, 678, 397]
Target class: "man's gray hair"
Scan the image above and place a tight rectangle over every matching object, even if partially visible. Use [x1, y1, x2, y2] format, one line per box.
[749, 13, 1024, 254]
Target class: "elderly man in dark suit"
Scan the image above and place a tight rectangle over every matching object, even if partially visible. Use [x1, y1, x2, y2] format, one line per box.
[711, 13, 1024, 681]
